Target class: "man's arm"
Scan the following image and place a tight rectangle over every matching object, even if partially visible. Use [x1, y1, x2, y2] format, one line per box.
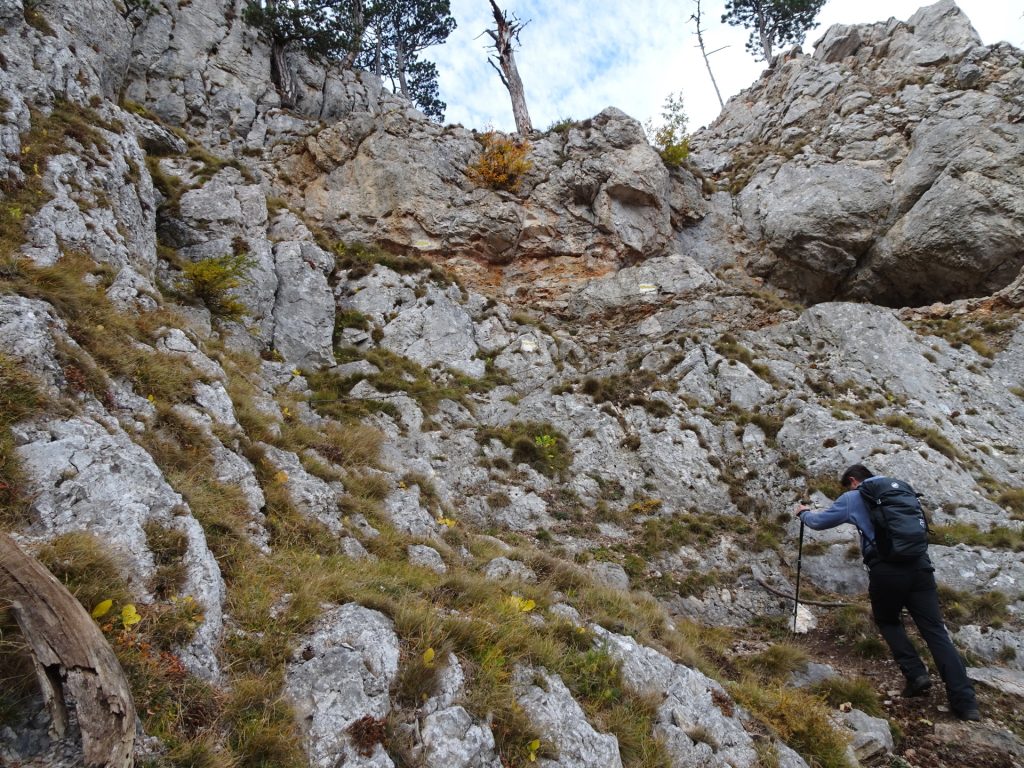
[794, 492, 856, 531]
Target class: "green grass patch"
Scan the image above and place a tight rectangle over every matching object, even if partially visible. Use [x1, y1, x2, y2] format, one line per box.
[937, 586, 1009, 629]
[0, 100, 116, 258]
[738, 643, 808, 682]
[475, 421, 572, 479]
[3, 253, 201, 404]
[931, 521, 1024, 551]
[335, 241, 456, 286]
[636, 512, 753, 559]
[0, 354, 48, 528]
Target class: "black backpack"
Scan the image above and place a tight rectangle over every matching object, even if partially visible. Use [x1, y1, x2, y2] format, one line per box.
[858, 477, 929, 563]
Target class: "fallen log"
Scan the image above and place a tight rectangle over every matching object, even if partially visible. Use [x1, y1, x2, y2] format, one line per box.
[0, 532, 135, 768]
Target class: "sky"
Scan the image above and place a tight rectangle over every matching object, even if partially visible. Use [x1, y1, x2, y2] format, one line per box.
[426, 0, 1024, 134]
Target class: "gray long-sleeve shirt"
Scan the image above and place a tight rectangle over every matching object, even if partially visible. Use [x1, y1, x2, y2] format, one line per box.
[800, 485, 878, 562]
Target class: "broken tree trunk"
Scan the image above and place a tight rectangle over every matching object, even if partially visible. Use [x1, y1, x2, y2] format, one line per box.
[486, 0, 532, 135]
[691, 0, 725, 110]
[0, 533, 135, 768]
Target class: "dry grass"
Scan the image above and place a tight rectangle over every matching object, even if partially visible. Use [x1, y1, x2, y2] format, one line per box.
[0, 354, 48, 528]
[729, 680, 852, 768]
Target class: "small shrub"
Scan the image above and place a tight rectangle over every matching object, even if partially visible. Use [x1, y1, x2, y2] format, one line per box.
[179, 253, 255, 320]
[347, 714, 388, 757]
[0, 355, 47, 527]
[145, 520, 190, 598]
[853, 635, 888, 659]
[467, 131, 533, 192]
[547, 116, 576, 133]
[812, 676, 883, 717]
[476, 421, 572, 478]
[740, 644, 808, 681]
[148, 595, 206, 651]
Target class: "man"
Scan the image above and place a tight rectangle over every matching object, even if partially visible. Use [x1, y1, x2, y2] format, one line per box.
[795, 464, 980, 721]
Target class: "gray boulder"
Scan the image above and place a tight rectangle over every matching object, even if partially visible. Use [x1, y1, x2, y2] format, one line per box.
[514, 666, 623, 768]
[271, 240, 336, 369]
[594, 626, 792, 768]
[286, 604, 401, 768]
[15, 415, 225, 680]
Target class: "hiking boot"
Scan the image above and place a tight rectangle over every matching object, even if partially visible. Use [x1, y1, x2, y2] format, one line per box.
[901, 675, 932, 697]
[956, 706, 981, 722]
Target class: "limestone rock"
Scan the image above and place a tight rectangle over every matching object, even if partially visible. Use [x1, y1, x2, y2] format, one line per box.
[15, 415, 225, 680]
[259, 443, 343, 533]
[271, 240, 336, 369]
[957, 627, 1024, 671]
[380, 284, 483, 378]
[286, 604, 401, 768]
[483, 557, 537, 583]
[514, 666, 623, 768]
[420, 706, 502, 768]
[569, 253, 720, 317]
[691, 2, 1024, 305]
[593, 627, 782, 768]
[838, 709, 894, 761]
[408, 544, 447, 574]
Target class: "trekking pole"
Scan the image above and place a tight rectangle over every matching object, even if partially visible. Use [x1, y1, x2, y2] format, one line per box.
[792, 517, 805, 634]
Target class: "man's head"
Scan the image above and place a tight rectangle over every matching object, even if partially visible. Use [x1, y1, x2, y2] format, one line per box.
[840, 464, 874, 490]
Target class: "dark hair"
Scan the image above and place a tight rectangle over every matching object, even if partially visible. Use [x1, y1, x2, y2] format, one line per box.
[840, 464, 874, 489]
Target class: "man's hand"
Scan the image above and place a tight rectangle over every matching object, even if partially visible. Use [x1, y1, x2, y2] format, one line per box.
[794, 504, 810, 519]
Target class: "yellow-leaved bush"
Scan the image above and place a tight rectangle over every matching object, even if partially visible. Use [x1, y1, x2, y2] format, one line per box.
[467, 131, 533, 192]
[179, 252, 254, 320]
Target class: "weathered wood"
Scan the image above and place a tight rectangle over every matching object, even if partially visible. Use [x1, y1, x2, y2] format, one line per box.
[486, 0, 532, 135]
[0, 533, 135, 768]
[691, 0, 725, 110]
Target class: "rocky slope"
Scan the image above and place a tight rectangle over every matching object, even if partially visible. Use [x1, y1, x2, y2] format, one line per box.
[1, 1, 1023, 767]
[689, 0, 1024, 306]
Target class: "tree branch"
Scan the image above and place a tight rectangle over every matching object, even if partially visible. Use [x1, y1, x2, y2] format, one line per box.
[754, 577, 856, 608]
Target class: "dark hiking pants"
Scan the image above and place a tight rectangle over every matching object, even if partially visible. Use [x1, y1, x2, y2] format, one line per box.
[868, 562, 977, 712]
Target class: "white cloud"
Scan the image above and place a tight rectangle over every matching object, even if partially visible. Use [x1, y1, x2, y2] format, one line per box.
[427, 0, 1024, 132]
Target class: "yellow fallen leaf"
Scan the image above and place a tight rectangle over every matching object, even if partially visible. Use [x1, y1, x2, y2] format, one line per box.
[507, 596, 536, 613]
[121, 604, 142, 628]
[423, 647, 435, 666]
[529, 739, 541, 751]
[91, 599, 113, 619]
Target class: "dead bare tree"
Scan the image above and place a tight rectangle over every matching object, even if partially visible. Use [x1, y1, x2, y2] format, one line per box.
[691, 0, 726, 111]
[485, 0, 532, 135]
[0, 533, 136, 768]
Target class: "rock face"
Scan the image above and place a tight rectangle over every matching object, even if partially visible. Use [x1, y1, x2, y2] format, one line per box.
[4, 2, 1024, 768]
[691, 0, 1024, 305]
[293, 106, 705, 305]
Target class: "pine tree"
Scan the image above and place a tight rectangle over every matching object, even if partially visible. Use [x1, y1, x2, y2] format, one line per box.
[360, 0, 455, 121]
[721, 0, 824, 61]
[243, 1, 365, 63]
[243, 0, 454, 120]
